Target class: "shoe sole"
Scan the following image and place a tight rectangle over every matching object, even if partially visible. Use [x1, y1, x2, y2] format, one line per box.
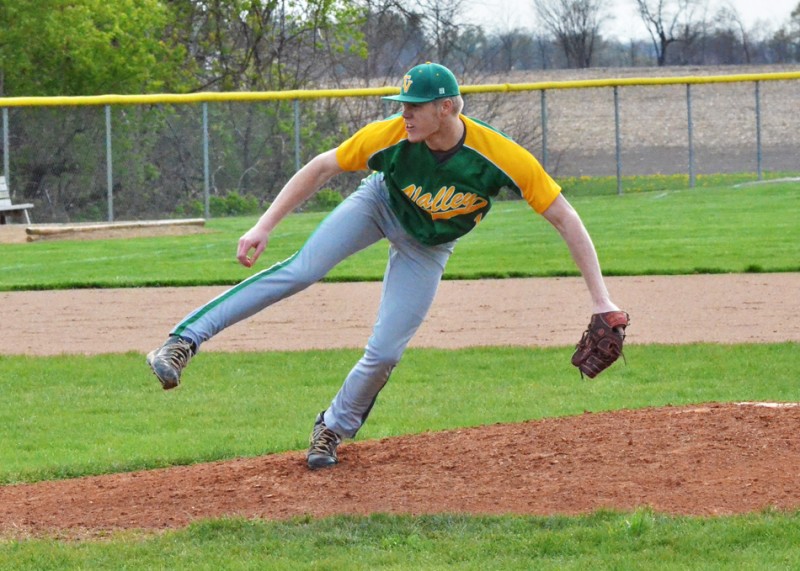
[307, 454, 338, 470]
[146, 350, 180, 390]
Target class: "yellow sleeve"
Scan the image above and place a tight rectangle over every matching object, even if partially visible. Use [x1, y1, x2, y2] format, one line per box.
[462, 117, 561, 214]
[335, 115, 408, 172]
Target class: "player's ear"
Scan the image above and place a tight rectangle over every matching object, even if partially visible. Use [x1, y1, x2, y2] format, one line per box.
[438, 98, 454, 116]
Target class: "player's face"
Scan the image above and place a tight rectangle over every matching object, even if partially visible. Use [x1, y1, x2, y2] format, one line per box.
[401, 101, 444, 144]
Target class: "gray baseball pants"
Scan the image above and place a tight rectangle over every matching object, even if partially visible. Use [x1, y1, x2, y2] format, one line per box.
[170, 173, 456, 438]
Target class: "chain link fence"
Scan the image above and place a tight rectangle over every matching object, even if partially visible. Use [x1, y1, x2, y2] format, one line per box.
[1, 69, 798, 224]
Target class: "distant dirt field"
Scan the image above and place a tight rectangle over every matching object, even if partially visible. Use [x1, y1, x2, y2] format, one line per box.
[466, 64, 800, 177]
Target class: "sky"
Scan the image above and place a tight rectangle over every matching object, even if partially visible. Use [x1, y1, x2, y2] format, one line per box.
[463, 0, 798, 40]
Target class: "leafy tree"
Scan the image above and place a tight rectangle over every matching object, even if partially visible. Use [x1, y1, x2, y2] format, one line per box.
[158, 1, 370, 209]
[165, 0, 367, 92]
[0, 0, 190, 96]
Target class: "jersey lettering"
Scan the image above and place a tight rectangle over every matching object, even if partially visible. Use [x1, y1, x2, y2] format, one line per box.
[401, 184, 488, 220]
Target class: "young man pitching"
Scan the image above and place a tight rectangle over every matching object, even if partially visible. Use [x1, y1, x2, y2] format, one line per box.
[147, 62, 626, 469]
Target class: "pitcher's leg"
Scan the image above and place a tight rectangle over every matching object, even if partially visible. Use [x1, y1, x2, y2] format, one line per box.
[171, 178, 387, 349]
[323, 238, 455, 438]
[147, 175, 389, 390]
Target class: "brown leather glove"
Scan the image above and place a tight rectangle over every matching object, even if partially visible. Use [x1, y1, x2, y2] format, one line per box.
[571, 311, 630, 379]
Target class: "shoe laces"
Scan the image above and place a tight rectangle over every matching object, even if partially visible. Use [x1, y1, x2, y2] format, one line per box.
[310, 422, 341, 455]
[160, 338, 193, 371]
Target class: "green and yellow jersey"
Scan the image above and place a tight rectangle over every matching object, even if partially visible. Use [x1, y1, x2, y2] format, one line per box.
[335, 114, 561, 245]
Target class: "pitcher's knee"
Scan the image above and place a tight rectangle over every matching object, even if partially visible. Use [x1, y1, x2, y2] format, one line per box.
[362, 345, 402, 372]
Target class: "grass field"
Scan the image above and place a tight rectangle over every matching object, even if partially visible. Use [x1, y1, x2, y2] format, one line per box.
[1, 179, 799, 568]
[0, 180, 797, 291]
[2, 343, 797, 485]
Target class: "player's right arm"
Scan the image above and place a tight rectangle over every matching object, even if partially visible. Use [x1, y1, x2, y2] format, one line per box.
[237, 148, 343, 268]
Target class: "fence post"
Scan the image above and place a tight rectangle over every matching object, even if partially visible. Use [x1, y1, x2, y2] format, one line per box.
[755, 81, 763, 181]
[686, 84, 695, 188]
[2, 107, 8, 185]
[294, 99, 301, 172]
[540, 90, 548, 170]
[105, 105, 114, 221]
[614, 86, 623, 195]
[203, 102, 211, 219]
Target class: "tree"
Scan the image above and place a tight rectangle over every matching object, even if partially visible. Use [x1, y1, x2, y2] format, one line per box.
[0, 0, 189, 96]
[414, 0, 467, 65]
[703, 4, 751, 64]
[633, 0, 706, 66]
[351, 0, 428, 82]
[532, 0, 611, 68]
[166, 0, 366, 92]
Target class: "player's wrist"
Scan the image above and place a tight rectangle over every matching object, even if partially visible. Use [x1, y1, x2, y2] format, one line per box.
[591, 300, 619, 314]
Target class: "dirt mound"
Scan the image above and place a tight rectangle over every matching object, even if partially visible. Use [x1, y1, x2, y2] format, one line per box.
[2, 402, 799, 538]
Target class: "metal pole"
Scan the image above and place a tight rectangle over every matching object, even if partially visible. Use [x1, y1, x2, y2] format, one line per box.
[2, 108, 8, 185]
[203, 102, 210, 219]
[755, 81, 763, 181]
[105, 105, 114, 221]
[686, 84, 695, 188]
[293, 99, 301, 172]
[613, 86, 623, 195]
[540, 90, 548, 170]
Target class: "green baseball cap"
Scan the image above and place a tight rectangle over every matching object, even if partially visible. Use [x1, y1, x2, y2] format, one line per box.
[383, 62, 460, 103]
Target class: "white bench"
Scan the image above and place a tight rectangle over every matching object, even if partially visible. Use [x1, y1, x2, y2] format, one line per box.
[0, 176, 34, 224]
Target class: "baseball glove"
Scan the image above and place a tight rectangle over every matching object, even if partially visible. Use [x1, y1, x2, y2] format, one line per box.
[571, 311, 630, 379]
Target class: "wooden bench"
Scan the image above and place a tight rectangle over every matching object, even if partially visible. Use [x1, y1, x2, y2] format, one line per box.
[0, 176, 34, 224]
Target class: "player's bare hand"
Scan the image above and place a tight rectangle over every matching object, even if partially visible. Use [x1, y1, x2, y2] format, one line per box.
[237, 227, 270, 268]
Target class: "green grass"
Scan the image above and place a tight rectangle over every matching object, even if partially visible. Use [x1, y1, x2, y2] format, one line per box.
[0, 180, 798, 290]
[3, 511, 800, 570]
[2, 343, 798, 485]
[557, 171, 798, 196]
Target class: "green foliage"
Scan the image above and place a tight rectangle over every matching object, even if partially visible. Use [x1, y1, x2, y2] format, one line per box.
[177, 192, 263, 218]
[304, 188, 344, 211]
[164, 0, 366, 92]
[209, 192, 262, 217]
[0, 0, 190, 96]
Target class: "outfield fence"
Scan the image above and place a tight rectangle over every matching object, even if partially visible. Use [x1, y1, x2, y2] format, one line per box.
[1, 70, 798, 224]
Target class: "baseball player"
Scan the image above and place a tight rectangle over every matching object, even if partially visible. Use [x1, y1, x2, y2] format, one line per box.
[147, 62, 624, 469]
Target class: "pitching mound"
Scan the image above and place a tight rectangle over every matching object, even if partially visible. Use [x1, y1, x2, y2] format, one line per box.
[2, 402, 799, 537]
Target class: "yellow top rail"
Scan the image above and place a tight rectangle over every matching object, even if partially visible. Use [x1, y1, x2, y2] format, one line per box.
[1, 71, 798, 108]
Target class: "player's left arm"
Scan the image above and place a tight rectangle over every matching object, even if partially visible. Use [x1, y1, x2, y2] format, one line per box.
[237, 149, 343, 268]
[541, 194, 620, 314]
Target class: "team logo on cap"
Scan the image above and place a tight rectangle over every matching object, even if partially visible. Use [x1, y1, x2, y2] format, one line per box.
[402, 74, 413, 93]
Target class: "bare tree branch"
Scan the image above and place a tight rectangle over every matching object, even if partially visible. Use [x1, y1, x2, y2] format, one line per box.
[533, 0, 611, 68]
